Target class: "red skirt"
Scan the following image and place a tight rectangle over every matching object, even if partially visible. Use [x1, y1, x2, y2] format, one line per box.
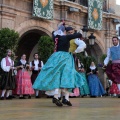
[106, 63, 120, 84]
[15, 70, 34, 95]
[110, 83, 120, 94]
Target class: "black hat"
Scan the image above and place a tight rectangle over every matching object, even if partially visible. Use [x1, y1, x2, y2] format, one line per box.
[65, 27, 73, 32]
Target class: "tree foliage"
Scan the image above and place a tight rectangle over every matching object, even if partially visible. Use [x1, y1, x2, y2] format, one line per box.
[0, 28, 19, 61]
[76, 53, 97, 71]
[100, 54, 107, 64]
[38, 36, 54, 63]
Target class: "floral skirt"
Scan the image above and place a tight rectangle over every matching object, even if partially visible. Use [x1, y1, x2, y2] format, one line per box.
[109, 82, 120, 95]
[79, 72, 90, 96]
[15, 70, 34, 95]
[33, 51, 84, 92]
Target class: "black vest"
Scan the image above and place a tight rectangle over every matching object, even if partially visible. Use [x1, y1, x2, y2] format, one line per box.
[32, 60, 41, 73]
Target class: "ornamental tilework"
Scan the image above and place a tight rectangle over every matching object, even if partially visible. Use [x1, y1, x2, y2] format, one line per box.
[88, 0, 103, 30]
[33, 0, 53, 20]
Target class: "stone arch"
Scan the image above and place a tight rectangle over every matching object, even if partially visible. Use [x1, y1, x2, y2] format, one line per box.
[92, 33, 105, 54]
[15, 19, 54, 37]
[15, 19, 54, 61]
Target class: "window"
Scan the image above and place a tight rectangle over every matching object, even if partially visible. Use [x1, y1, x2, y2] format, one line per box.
[116, 0, 120, 5]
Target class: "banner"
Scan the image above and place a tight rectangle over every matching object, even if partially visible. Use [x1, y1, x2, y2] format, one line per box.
[33, 0, 53, 20]
[88, 0, 103, 30]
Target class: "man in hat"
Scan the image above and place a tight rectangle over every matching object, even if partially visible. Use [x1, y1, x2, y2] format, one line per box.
[0, 49, 16, 100]
[65, 26, 87, 98]
[66, 26, 86, 54]
[104, 36, 120, 98]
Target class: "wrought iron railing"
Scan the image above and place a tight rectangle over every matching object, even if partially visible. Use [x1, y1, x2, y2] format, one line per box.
[67, 0, 107, 12]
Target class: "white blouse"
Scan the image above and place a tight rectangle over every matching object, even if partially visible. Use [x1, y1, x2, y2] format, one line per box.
[1, 57, 14, 72]
[74, 38, 86, 53]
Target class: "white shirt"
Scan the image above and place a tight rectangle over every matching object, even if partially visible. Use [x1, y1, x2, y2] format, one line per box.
[74, 38, 86, 53]
[1, 57, 14, 72]
[104, 44, 119, 65]
[30, 60, 44, 71]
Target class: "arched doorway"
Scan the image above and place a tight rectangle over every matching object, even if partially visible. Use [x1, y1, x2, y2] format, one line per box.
[16, 29, 49, 61]
[86, 42, 103, 62]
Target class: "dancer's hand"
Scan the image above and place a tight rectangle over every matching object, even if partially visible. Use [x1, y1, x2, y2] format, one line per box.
[90, 72, 93, 74]
[73, 52, 76, 55]
[102, 65, 106, 70]
[32, 66, 35, 70]
[38, 67, 41, 70]
[10, 66, 14, 70]
[20, 65, 23, 68]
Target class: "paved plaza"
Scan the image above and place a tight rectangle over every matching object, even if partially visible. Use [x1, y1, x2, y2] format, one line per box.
[0, 97, 120, 120]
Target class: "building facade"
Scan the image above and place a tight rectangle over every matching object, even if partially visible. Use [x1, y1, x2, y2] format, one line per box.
[0, 0, 120, 87]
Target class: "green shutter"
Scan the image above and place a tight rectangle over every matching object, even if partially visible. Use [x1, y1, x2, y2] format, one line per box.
[33, 0, 53, 20]
[88, 0, 103, 30]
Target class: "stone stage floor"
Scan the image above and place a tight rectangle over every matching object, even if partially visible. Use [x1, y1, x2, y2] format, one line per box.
[0, 97, 120, 120]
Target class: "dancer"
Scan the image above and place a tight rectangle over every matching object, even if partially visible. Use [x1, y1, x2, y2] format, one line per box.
[15, 54, 34, 99]
[77, 59, 90, 97]
[33, 22, 84, 107]
[104, 36, 120, 98]
[0, 49, 16, 100]
[66, 26, 86, 54]
[30, 53, 44, 98]
[87, 62, 105, 97]
[65, 26, 86, 97]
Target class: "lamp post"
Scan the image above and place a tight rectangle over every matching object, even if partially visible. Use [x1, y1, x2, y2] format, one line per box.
[88, 33, 96, 45]
[82, 26, 96, 46]
[82, 26, 88, 39]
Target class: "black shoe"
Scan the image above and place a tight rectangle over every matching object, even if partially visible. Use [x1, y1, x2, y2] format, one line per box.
[36, 96, 40, 98]
[52, 97, 56, 103]
[28, 95, 31, 99]
[62, 97, 65, 103]
[81, 95, 85, 98]
[58, 97, 61, 100]
[62, 99, 72, 106]
[0, 97, 4, 100]
[53, 98, 63, 107]
[6, 96, 12, 100]
[9, 95, 16, 98]
[90, 96, 97, 98]
[53, 97, 61, 103]
[19, 96, 26, 99]
[118, 95, 120, 98]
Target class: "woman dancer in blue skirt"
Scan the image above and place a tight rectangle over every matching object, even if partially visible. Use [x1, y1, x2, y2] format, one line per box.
[33, 22, 84, 107]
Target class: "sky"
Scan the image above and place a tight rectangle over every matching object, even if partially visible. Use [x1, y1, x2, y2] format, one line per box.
[116, 0, 120, 5]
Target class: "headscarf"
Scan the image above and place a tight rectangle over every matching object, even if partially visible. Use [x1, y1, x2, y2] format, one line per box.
[54, 22, 66, 36]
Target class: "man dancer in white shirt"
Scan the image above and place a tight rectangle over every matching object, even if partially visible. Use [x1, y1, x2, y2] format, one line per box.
[0, 49, 16, 100]
[30, 53, 44, 98]
[104, 36, 120, 98]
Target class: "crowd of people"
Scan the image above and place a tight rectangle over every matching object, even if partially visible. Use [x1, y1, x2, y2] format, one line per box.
[0, 22, 120, 107]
